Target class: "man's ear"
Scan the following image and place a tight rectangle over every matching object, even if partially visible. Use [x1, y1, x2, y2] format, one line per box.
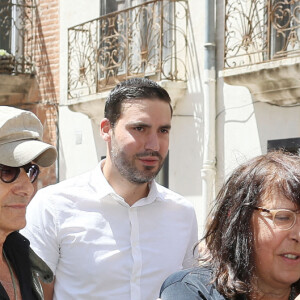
[100, 118, 112, 141]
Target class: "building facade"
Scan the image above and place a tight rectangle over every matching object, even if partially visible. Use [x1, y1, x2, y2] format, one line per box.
[1, 0, 300, 236]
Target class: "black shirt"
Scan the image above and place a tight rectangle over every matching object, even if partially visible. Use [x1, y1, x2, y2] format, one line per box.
[1, 232, 40, 300]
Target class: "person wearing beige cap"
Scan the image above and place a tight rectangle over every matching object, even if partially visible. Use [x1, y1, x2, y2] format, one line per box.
[0, 106, 57, 300]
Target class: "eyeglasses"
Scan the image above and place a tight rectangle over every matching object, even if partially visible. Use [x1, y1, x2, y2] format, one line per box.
[245, 204, 300, 230]
[0, 163, 40, 183]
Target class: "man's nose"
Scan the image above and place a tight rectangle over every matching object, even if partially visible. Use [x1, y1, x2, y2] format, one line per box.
[145, 133, 160, 151]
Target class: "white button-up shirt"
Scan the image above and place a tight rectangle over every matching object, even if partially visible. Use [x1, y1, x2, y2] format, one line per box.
[22, 163, 198, 300]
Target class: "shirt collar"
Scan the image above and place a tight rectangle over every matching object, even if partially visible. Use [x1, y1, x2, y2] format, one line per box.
[88, 160, 116, 199]
[89, 160, 165, 207]
[130, 180, 168, 207]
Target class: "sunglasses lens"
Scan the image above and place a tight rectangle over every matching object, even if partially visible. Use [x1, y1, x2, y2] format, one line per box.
[25, 164, 40, 183]
[0, 166, 19, 183]
[0, 164, 40, 183]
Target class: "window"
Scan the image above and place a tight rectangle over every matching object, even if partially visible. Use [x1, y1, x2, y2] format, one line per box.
[267, 138, 300, 155]
[270, 0, 300, 59]
[0, 0, 11, 52]
[0, 0, 35, 74]
[98, 0, 124, 86]
[68, 0, 187, 98]
[100, 0, 118, 15]
[0, 0, 23, 58]
[224, 0, 300, 68]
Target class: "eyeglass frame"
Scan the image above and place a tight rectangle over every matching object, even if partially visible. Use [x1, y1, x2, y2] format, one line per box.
[0, 163, 40, 184]
[243, 203, 300, 231]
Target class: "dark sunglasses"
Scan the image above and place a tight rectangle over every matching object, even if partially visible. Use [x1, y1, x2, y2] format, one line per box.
[0, 163, 40, 183]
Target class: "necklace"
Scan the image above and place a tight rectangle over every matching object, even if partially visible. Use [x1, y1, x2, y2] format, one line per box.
[3, 250, 17, 300]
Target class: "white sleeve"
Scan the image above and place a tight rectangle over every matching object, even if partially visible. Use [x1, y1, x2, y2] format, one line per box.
[182, 208, 198, 268]
[21, 188, 60, 274]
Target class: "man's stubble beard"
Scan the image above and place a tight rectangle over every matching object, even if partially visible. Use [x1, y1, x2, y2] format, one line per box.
[110, 137, 166, 184]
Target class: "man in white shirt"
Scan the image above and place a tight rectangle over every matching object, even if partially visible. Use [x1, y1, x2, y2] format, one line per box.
[22, 78, 198, 300]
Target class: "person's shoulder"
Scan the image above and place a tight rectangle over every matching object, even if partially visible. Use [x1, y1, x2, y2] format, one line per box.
[155, 182, 194, 208]
[5, 231, 30, 248]
[160, 267, 226, 300]
[161, 267, 212, 290]
[28, 247, 53, 283]
[36, 167, 95, 196]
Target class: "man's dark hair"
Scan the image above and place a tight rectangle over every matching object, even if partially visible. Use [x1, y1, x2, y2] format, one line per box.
[104, 78, 172, 127]
[199, 150, 300, 298]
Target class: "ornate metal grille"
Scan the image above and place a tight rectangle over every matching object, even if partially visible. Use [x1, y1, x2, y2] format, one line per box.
[68, 0, 188, 99]
[225, 0, 300, 69]
[0, 0, 36, 74]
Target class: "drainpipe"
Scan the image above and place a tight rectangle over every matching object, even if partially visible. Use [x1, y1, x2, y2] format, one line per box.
[201, 0, 216, 216]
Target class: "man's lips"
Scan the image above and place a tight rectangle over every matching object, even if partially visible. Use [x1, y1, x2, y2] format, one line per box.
[139, 156, 159, 161]
[139, 157, 159, 165]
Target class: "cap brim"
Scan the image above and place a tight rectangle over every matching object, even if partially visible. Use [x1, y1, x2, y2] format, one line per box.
[0, 139, 57, 167]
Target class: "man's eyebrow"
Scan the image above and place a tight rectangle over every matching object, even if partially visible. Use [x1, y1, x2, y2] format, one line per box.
[128, 121, 150, 126]
[127, 122, 171, 129]
[162, 124, 171, 128]
[160, 124, 171, 130]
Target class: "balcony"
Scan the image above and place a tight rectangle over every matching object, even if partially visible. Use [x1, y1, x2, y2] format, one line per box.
[0, 0, 37, 103]
[67, 0, 188, 111]
[223, 0, 300, 105]
[0, 0, 36, 74]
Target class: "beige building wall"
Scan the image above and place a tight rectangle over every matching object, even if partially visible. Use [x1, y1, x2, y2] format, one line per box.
[41, 0, 300, 238]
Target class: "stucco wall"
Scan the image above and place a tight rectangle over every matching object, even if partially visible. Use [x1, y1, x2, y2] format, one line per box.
[56, 0, 300, 239]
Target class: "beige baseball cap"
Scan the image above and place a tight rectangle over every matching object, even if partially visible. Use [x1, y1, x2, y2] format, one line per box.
[0, 106, 57, 167]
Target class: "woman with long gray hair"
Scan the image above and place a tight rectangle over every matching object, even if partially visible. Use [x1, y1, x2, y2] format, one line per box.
[160, 151, 300, 300]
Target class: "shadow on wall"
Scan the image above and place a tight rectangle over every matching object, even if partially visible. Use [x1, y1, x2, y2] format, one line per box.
[32, 1, 59, 184]
[168, 1, 204, 196]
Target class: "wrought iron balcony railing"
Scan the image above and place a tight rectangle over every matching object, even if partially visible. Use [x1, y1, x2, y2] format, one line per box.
[0, 0, 36, 74]
[68, 0, 188, 99]
[225, 0, 300, 69]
